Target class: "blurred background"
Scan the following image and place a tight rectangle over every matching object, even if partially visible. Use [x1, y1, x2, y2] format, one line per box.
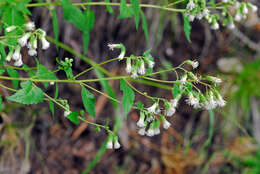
[1, 0, 260, 173]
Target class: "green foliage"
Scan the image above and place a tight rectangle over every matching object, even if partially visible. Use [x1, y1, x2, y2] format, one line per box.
[172, 83, 181, 98]
[0, 68, 5, 75]
[0, 94, 2, 112]
[140, 10, 149, 42]
[105, 0, 114, 14]
[50, 8, 59, 45]
[182, 13, 192, 42]
[66, 111, 80, 124]
[131, 0, 140, 29]
[6, 67, 19, 89]
[81, 86, 96, 119]
[36, 63, 57, 88]
[119, 0, 133, 19]
[137, 101, 144, 110]
[120, 79, 135, 116]
[7, 80, 44, 105]
[83, 9, 95, 54]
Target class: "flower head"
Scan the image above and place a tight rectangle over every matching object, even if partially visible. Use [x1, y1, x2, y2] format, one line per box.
[6, 26, 16, 32]
[212, 22, 219, 30]
[147, 102, 159, 114]
[114, 137, 121, 149]
[138, 60, 146, 75]
[125, 58, 132, 73]
[162, 117, 171, 129]
[186, 93, 199, 107]
[106, 139, 113, 149]
[18, 33, 31, 47]
[25, 22, 35, 31]
[251, 5, 258, 12]
[12, 46, 22, 61]
[40, 37, 50, 50]
[137, 112, 146, 127]
[108, 43, 126, 60]
[164, 100, 176, 117]
[227, 22, 235, 30]
[146, 128, 154, 137]
[234, 13, 242, 22]
[138, 127, 146, 136]
[14, 58, 23, 67]
[28, 49, 37, 56]
[64, 110, 71, 117]
[186, 1, 195, 10]
[5, 50, 13, 62]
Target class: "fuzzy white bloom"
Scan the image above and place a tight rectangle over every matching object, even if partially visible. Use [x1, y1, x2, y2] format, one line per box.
[234, 13, 242, 22]
[108, 43, 120, 51]
[193, 103, 202, 109]
[64, 110, 71, 117]
[186, 1, 195, 10]
[147, 103, 158, 114]
[192, 61, 199, 69]
[154, 128, 160, 135]
[243, 7, 248, 14]
[25, 22, 35, 31]
[196, 13, 203, 20]
[6, 26, 16, 32]
[108, 43, 126, 60]
[138, 127, 146, 136]
[125, 58, 132, 73]
[202, 9, 210, 17]
[14, 58, 23, 67]
[216, 94, 226, 107]
[114, 140, 121, 149]
[137, 112, 146, 127]
[165, 106, 176, 117]
[5, 51, 13, 62]
[186, 93, 199, 106]
[18, 33, 31, 47]
[41, 37, 50, 50]
[227, 22, 235, 30]
[212, 23, 219, 30]
[208, 76, 222, 84]
[106, 140, 113, 149]
[180, 74, 187, 86]
[131, 70, 138, 78]
[138, 61, 146, 75]
[188, 15, 195, 22]
[148, 60, 155, 68]
[146, 128, 155, 137]
[204, 92, 217, 110]
[163, 119, 171, 129]
[251, 5, 258, 12]
[28, 49, 37, 56]
[171, 99, 179, 108]
[146, 116, 154, 123]
[12, 47, 21, 61]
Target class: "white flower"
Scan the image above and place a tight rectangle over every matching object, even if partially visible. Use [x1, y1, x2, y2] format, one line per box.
[13, 58, 23, 67]
[146, 116, 154, 123]
[234, 13, 242, 22]
[12, 47, 21, 61]
[108, 43, 125, 60]
[171, 99, 179, 108]
[186, 1, 195, 10]
[108, 43, 120, 50]
[243, 7, 248, 14]
[64, 110, 71, 117]
[204, 92, 217, 110]
[106, 140, 113, 149]
[180, 74, 187, 86]
[227, 22, 235, 30]
[18, 33, 31, 47]
[234, 2, 240, 9]
[186, 93, 199, 106]
[131, 70, 138, 78]
[212, 23, 219, 30]
[147, 103, 158, 114]
[196, 13, 203, 20]
[137, 112, 146, 127]
[251, 5, 258, 12]
[28, 49, 37, 56]
[188, 15, 195, 22]
[193, 103, 202, 109]
[40, 37, 50, 50]
[25, 22, 35, 31]
[146, 128, 154, 137]
[208, 76, 222, 84]
[114, 140, 121, 149]
[148, 60, 155, 68]
[125, 58, 132, 73]
[154, 128, 160, 135]
[216, 94, 226, 107]
[118, 51, 125, 60]
[50, 82, 55, 85]
[5, 51, 13, 62]
[222, 0, 229, 3]
[192, 61, 199, 69]
[163, 119, 171, 129]
[165, 107, 176, 117]
[138, 128, 146, 136]
[138, 60, 146, 75]
[202, 9, 210, 16]
[6, 26, 16, 32]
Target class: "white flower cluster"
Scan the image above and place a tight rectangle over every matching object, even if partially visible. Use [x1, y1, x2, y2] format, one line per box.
[233, 1, 258, 23]
[185, 0, 210, 22]
[106, 135, 121, 149]
[5, 22, 50, 67]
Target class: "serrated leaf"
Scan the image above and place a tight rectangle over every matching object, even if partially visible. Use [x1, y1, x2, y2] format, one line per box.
[50, 8, 59, 46]
[183, 13, 192, 42]
[172, 83, 181, 98]
[96, 70, 117, 108]
[6, 67, 19, 89]
[36, 64, 57, 88]
[81, 86, 96, 118]
[131, 0, 140, 29]
[7, 81, 44, 104]
[140, 10, 149, 42]
[120, 79, 135, 116]
[105, 0, 114, 14]
[119, 0, 133, 19]
[66, 111, 79, 124]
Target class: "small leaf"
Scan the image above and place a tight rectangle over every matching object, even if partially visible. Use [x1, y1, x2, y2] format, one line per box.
[6, 67, 19, 89]
[7, 81, 44, 105]
[81, 86, 96, 118]
[131, 0, 140, 29]
[140, 10, 149, 42]
[83, 9, 95, 53]
[105, 0, 114, 14]
[119, 0, 133, 19]
[50, 8, 59, 46]
[137, 101, 144, 110]
[182, 13, 192, 42]
[172, 83, 181, 98]
[36, 64, 57, 88]
[120, 79, 135, 116]
[49, 101, 54, 117]
[66, 111, 79, 124]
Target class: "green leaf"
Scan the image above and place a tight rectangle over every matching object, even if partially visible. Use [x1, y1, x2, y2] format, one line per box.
[137, 101, 144, 110]
[36, 64, 57, 88]
[183, 13, 192, 42]
[119, 0, 133, 19]
[140, 10, 149, 42]
[66, 111, 79, 124]
[0, 44, 6, 64]
[6, 67, 19, 89]
[49, 101, 54, 117]
[120, 79, 135, 116]
[131, 0, 140, 29]
[0, 68, 5, 75]
[83, 9, 95, 53]
[0, 94, 2, 112]
[50, 8, 59, 46]
[172, 83, 181, 98]
[96, 70, 118, 108]
[7, 81, 44, 105]
[105, 0, 114, 14]
[81, 86, 96, 118]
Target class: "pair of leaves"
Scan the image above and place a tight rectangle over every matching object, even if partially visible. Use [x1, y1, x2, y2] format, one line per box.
[7, 80, 44, 105]
[120, 79, 135, 116]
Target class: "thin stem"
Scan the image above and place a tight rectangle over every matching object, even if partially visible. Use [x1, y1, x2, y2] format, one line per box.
[167, 0, 186, 7]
